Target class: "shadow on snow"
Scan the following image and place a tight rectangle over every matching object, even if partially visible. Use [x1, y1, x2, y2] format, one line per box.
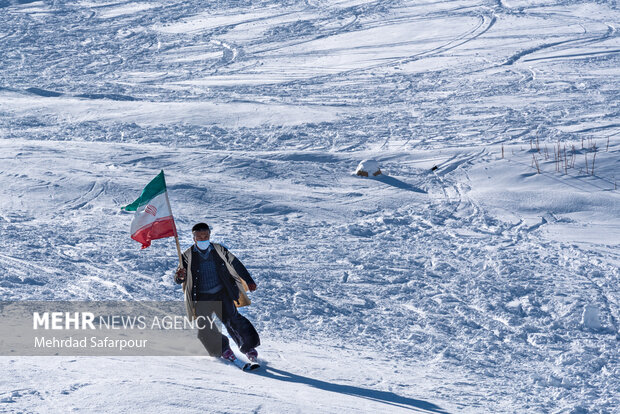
[258, 366, 449, 413]
[375, 175, 427, 194]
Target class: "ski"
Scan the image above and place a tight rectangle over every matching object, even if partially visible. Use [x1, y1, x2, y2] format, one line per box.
[223, 356, 261, 371]
[244, 362, 261, 371]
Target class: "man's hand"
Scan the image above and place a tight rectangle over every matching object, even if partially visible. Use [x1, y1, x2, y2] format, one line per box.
[247, 282, 257, 292]
[175, 267, 186, 283]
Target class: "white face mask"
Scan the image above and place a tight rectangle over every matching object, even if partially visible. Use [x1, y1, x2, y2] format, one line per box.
[195, 240, 210, 250]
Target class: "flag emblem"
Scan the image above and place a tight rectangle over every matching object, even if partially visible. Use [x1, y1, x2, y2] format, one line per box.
[145, 204, 157, 216]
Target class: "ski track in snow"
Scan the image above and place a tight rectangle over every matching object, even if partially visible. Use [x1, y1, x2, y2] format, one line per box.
[0, 0, 619, 413]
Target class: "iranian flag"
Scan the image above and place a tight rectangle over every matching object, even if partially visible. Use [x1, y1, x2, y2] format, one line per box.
[122, 170, 177, 249]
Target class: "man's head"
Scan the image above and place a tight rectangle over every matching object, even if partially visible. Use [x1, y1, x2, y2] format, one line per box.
[192, 222, 210, 242]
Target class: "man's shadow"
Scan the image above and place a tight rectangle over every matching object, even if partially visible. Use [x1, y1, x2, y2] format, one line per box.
[256, 366, 449, 413]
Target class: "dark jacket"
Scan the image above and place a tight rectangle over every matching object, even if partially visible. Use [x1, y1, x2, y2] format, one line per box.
[175, 243, 255, 318]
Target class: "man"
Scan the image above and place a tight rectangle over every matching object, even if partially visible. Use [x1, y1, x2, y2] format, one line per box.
[174, 222, 260, 363]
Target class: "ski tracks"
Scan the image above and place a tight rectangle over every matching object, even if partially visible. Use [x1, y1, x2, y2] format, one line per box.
[393, 149, 619, 410]
[502, 18, 617, 66]
[431, 150, 620, 339]
[63, 179, 106, 212]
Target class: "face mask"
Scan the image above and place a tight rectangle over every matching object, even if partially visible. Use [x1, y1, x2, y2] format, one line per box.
[195, 240, 210, 250]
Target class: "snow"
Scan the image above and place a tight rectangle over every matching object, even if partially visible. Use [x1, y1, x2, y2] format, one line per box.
[0, 91, 344, 128]
[97, 3, 160, 19]
[582, 305, 602, 330]
[1, 0, 619, 413]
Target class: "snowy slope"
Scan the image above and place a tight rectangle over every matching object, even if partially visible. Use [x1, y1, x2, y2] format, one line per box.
[1, 0, 619, 413]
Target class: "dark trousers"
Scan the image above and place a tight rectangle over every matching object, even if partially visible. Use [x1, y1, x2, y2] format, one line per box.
[195, 290, 260, 356]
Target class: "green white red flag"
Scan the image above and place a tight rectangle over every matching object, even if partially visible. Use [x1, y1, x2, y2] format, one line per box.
[122, 170, 177, 249]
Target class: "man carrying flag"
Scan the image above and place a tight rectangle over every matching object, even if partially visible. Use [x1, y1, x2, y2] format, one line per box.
[123, 171, 260, 369]
[174, 222, 260, 368]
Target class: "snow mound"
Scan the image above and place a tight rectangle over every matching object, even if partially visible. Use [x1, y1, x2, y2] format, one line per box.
[355, 159, 382, 177]
[581, 305, 602, 330]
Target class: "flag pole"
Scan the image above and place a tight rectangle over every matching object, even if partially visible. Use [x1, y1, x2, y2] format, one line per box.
[161, 172, 189, 298]
[165, 192, 183, 268]
[162, 175, 183, 269]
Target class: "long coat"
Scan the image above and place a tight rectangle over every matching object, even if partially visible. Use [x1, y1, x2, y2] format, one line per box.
[175, 243, 255, 320]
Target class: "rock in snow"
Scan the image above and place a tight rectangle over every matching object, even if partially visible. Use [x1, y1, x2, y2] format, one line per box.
[355, 159, 382, 177]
